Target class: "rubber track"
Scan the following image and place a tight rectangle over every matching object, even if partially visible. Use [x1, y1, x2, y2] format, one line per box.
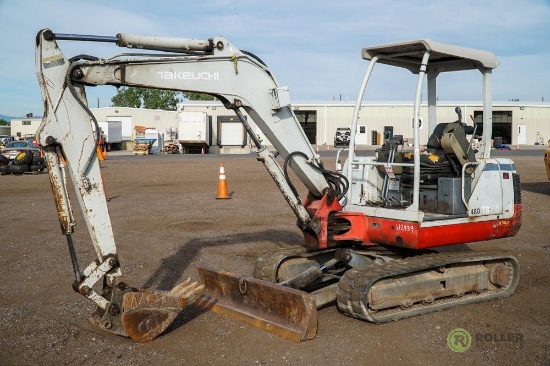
[253, 247, 307, 283]
[336, 251, 520, 323]
[253, 247, 337, 283]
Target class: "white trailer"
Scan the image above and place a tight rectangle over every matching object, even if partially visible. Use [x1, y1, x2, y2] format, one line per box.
[177, 112, 210, 153]
[97, 120, 123, 150]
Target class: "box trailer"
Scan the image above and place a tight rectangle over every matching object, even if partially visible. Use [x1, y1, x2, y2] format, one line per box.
[97, 120, 123, 150]
[178, 112, 210, 154]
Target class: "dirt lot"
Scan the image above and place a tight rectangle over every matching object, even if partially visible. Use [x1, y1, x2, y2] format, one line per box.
[0, 152, 548, 365]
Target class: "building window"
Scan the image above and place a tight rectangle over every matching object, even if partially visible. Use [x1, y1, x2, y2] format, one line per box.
[22, 120, 31, 126]
[294, 110, 317, 144]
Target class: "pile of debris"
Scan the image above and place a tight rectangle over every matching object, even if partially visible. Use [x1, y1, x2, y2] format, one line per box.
[0, 152, 46, 175]
[133, 140, 153, 155]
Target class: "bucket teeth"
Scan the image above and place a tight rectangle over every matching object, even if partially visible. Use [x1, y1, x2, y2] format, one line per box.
[120, 279, 204, 342]
[169, 279, 205, 307]
[122, 279, 204, 311]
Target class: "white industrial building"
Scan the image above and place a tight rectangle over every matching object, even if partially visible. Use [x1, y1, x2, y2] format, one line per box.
[9, 117, 42, 140]
[166, 101, 550, 150]
[8, 101, 550, 152]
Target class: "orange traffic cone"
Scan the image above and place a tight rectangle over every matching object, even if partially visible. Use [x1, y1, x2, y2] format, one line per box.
[96, 146, 105, 161]
[216, 163, 231, 199]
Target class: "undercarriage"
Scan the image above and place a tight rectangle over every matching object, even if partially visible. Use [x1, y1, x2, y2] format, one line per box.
[253, 246, 519, 323]
[195, 244, 519, 342]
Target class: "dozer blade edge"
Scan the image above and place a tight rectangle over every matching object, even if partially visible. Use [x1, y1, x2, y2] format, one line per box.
[196, 266, 317, 342]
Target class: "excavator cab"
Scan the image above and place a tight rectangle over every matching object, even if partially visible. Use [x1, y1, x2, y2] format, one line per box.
[343, 40, 520, 229]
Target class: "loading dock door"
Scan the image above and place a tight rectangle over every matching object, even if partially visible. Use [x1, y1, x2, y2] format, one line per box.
[217, 116, 247, 146]
[474, 111, 513, 144]
[107, 116, 132, 141]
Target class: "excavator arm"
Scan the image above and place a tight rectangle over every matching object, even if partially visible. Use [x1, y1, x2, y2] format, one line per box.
[35, 29, 346, 342]
[36, 30, 218, 342]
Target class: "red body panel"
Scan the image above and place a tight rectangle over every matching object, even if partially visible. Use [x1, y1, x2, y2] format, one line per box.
[303, 191, 522, 251]
[302, 192, 343, 249]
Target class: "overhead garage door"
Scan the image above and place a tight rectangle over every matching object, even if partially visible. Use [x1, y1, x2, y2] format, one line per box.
[217, 116, 246, 146]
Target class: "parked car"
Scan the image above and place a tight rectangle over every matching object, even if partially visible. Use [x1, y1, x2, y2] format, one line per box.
[495, 144, 511, 150]
[0, 140, 46, 175]
[334, 127, 351, 148]
[0, 140, 41, 160]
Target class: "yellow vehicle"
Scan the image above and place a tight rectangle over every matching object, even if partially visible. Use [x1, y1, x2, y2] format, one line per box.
[545, 147, 550, 179]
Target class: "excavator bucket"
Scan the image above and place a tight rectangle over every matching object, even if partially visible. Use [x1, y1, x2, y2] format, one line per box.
[196, 266, 317, 342]
[120, 279, 204, 342]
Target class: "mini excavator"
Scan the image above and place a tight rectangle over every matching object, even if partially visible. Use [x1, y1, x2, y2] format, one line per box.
[35, 29, 521, 342]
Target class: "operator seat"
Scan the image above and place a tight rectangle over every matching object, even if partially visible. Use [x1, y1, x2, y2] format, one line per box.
[401, 122, 456, 187]
[426, 122, 450, 150]
[439, 121, 477, 174]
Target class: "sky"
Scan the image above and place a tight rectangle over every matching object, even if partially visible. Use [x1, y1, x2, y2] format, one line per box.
[0, 0, 549, 117]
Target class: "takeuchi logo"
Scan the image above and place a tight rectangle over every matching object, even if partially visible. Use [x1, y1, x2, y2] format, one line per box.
[157, 71, 219, 80]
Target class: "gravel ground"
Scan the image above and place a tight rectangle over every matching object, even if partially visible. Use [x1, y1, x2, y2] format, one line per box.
[0, 151, 548, 365]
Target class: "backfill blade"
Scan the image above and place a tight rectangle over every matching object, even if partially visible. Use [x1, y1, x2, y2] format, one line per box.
[196, 266, 317, 342]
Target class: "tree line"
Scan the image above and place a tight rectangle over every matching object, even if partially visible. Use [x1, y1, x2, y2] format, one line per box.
[111, 87, 215, 110]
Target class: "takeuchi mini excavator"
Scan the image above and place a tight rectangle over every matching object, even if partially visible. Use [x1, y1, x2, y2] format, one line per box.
[35, 29, 521, 342]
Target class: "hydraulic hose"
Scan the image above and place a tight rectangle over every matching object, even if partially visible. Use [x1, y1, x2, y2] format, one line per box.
[65, 61, 101, 178]
[283, 151, 349, 201]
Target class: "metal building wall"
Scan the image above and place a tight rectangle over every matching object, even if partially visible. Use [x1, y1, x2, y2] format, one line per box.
[506, 105, 549, 145]
[88, 102, 549, 149]
[292, 102, 550, 147]
[91, 107, 179, 138]
[303, 102, 426, 146]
